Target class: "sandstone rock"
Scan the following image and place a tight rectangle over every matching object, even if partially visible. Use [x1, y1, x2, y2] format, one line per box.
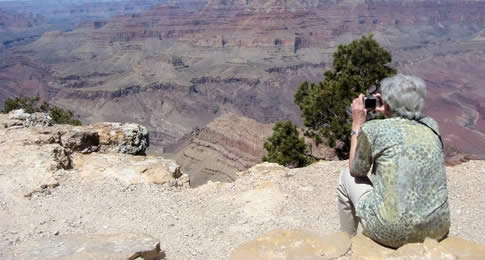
[7, 109, 54, 128]
[92, 122, 149, 155]
[238, 162, 289, 177]
[17, 233, 165, 260]
[351, 234, 485, 260]
[391, 238, 456, 259]
[72, 153, 189, 187]
[52, 146, 73, 170]
[350, 234, 395, 260]
[60, 129, 99, 154]
[440, 236, 485, 260]
[230, 230, 351, 260]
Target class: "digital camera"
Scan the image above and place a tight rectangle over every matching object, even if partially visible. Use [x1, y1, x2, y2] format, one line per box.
[364, 96, 378, 110]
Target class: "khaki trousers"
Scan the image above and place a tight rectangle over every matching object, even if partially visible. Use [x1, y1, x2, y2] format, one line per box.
[337, 168, 373, 236]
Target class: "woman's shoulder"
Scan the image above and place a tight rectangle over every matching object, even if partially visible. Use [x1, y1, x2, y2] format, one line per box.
[361, 116, 441, 142]
[362, 117, 439, 130]
[418, 116, 440, 133]
[361, 117, 402, 132]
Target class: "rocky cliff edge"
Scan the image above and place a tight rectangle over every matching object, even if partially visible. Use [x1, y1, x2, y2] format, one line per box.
[1, 110, 484, 259]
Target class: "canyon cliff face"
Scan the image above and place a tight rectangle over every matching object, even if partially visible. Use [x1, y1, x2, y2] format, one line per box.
[0, 0, 169, 50]
[1, 0, 485, 183]
[166, 113, 274, 186]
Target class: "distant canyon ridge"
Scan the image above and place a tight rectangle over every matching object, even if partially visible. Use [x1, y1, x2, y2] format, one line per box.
[1, 0, 485, 184]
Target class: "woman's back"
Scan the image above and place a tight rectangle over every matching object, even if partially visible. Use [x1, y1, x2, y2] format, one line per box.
[354, 117, 450, 248]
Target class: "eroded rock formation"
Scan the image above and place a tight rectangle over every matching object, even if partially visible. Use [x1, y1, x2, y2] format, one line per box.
[0, 111, 189, 200]
[1, 0, 485, 166]
[168, 113, 273, 186]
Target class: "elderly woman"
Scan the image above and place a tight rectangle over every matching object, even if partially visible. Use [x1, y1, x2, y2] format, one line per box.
[337, 74, 450, 248]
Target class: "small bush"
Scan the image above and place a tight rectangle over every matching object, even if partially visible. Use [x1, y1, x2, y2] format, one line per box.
[49, 106, 82, 126]
[1, 96, 40, 114]
[262, 121, 313, 168]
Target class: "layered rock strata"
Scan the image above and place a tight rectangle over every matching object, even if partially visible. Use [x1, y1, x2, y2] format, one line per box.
[167, 113, 339, 186]
[168, 113, 274, 186]
[1, 0, 485, 165]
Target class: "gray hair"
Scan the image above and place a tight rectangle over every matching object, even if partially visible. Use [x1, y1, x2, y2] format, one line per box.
[380, 74, 426, 120]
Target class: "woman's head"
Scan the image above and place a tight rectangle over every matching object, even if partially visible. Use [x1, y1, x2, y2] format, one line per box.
[380, 74, 426, 120]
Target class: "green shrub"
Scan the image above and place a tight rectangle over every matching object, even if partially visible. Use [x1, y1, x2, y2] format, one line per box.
[49, 106, 82, 126]
[1, 96, 40, 114]
[262, 121, 313, 168]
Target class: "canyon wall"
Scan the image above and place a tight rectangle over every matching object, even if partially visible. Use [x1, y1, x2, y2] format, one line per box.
[1, 0, 485, 182]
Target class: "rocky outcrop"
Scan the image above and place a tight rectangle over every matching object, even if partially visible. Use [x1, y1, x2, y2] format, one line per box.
[4, 110, 149, 155]
[231, 230, 485, 260]
[92, 122, 149, 155]
[0, 112, 188, 200]
[17, 233, 165, 260]
[5, 109, 54, 128]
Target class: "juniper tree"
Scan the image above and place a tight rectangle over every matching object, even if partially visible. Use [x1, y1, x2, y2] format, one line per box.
[294, 34, 396, 159]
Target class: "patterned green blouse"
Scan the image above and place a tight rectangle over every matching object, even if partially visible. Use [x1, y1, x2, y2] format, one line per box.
[352, 117, 450, 248]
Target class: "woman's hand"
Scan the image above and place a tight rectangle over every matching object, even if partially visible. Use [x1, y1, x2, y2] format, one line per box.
[352, 94, 367, 130]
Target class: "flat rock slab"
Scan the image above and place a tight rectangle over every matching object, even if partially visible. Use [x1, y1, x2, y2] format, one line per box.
[17, 233, 165, 260]
[351, 234, 485, 260]
[72, 153, 189, 187]
[230, 230, 351, 260]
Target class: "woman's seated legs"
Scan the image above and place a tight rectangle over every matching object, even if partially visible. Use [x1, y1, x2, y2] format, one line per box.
[337, 168, 373, 236]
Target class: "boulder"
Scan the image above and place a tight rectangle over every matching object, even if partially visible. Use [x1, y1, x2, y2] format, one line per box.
[52, 146, 73, 170]
[230, 230, 351, 260]
[17, 233, 165, 260]
[92, 122, 149, 155]
[60, 129, 99, 154]
[6, 109, 54, 128]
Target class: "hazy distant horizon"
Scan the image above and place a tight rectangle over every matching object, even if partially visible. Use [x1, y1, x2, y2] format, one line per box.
[0, 0, 128, 1]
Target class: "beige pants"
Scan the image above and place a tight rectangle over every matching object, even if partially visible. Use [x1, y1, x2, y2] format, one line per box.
[337, 168, 373, 236]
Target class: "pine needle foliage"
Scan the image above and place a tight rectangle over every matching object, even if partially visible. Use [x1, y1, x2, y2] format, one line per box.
[262, 120, 313, 168]
[1, 96, 40, 114]
[294, 34, 396, 159]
